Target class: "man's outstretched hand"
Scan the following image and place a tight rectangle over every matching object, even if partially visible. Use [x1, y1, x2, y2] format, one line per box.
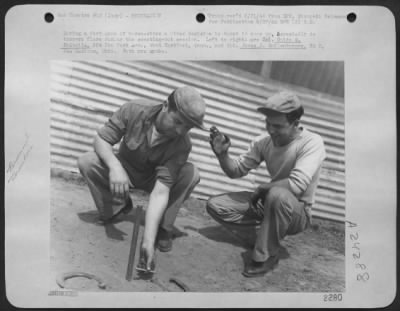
[209, 126, 231, 156]
[137, 245, 156, 273]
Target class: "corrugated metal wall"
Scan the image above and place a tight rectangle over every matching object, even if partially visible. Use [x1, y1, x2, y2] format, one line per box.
[213, 61, 344, 97]
[50, 61, 345, 222]
[270, 61, 345, 98]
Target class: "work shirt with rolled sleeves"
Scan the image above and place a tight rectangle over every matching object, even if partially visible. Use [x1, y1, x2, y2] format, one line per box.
[97, 99, 192, 190]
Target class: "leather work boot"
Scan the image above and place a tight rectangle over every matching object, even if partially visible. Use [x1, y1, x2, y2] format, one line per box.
[96, 198, 133, 226]
[120, 197, 133, 214]
[242, 255, 279, 278]
[156, 227, 173, 252]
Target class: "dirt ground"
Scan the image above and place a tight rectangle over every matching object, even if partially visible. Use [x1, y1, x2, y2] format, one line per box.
[50, 170, 345, 293]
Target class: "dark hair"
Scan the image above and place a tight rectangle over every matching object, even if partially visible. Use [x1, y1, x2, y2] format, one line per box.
[167, 91, 178, 112]
[286, 106, 304, 124]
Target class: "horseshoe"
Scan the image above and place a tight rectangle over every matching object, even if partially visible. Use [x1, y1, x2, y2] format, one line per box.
[169, 277, 190, 292]
[56, 271, 107, 289]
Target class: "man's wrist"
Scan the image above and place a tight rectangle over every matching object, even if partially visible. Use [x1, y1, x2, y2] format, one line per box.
[108, 158, 123, 172]
[216, 151, 229, 160]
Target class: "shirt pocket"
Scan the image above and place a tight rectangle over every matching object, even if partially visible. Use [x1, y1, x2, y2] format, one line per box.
[121, 139, 150, 169]
[125, 137, 141, 150]
[147, 147, 164, 166]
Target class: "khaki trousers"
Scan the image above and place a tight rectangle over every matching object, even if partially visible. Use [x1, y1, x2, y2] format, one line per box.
[207, 187, 308, 262]
[78, 151, 200, 232]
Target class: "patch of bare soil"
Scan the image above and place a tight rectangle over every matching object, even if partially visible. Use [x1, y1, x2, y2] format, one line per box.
[50, 171, 345, 292]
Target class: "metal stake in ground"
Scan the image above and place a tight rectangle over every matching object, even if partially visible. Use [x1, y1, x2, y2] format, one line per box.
[126, 204, 143, 281]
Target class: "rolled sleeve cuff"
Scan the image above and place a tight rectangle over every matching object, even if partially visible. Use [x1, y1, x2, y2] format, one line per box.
[288, 170, 311, 197]
[234, 159, 250, 178]
[155, 166, 174, 188]
[97, 121, 124, 145]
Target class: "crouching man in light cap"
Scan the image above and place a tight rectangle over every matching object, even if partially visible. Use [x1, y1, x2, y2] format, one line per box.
[208, 91, 326, 277]
[78, 86, 207, 272]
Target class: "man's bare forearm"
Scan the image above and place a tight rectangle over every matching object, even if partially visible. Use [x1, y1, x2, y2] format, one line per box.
[94, 134, 133, 196]
[142, 180, 170, 247]
[94, 134, 121, 169]
[216, 152, 242, 179]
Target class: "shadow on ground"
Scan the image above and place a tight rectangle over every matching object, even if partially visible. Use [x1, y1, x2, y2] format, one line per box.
[195, 225, 256, 249]
[51, 174, 345, 293]
[78, 209, 188, 242]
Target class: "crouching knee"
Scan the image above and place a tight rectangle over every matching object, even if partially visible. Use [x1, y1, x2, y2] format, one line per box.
[206, 196, 225, 220]
[206, 193, 246, 224]
[265, 187, 291, 207]
[77, 152, 97, 176]
[207, 196, 218, 213]
[179, 162, 200, 186]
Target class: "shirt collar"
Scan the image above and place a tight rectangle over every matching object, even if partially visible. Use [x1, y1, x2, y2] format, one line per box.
[143, 103, 163, 125]
[142, 104, 163, 144]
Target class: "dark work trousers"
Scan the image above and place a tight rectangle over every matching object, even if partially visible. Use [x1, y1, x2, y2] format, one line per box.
[78, 151, 200, 233]
[207, 187, 308, 262]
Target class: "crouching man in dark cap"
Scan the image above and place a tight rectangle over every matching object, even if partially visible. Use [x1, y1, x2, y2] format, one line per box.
[208, 91, 326, 277]
[78, 86, 207, 272]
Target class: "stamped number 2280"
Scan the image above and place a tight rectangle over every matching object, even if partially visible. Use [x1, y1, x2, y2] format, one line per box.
[323, 293, 343, 302]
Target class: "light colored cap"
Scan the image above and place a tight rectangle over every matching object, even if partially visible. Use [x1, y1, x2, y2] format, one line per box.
[169, 86, 207, 130]
[257, 91, 302, 115]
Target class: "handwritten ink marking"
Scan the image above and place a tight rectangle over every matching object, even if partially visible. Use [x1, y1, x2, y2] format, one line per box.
[346, 220, 370, 283]
[7, 132, 34, 184]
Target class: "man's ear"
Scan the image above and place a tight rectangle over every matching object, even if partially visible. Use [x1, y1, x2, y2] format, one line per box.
[293, 119, 300, 127]
[162, 101, 169, 112]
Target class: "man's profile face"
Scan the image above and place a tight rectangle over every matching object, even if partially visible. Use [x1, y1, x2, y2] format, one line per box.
[265, 112, 298, 147]
[157, 107, 193, 138]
